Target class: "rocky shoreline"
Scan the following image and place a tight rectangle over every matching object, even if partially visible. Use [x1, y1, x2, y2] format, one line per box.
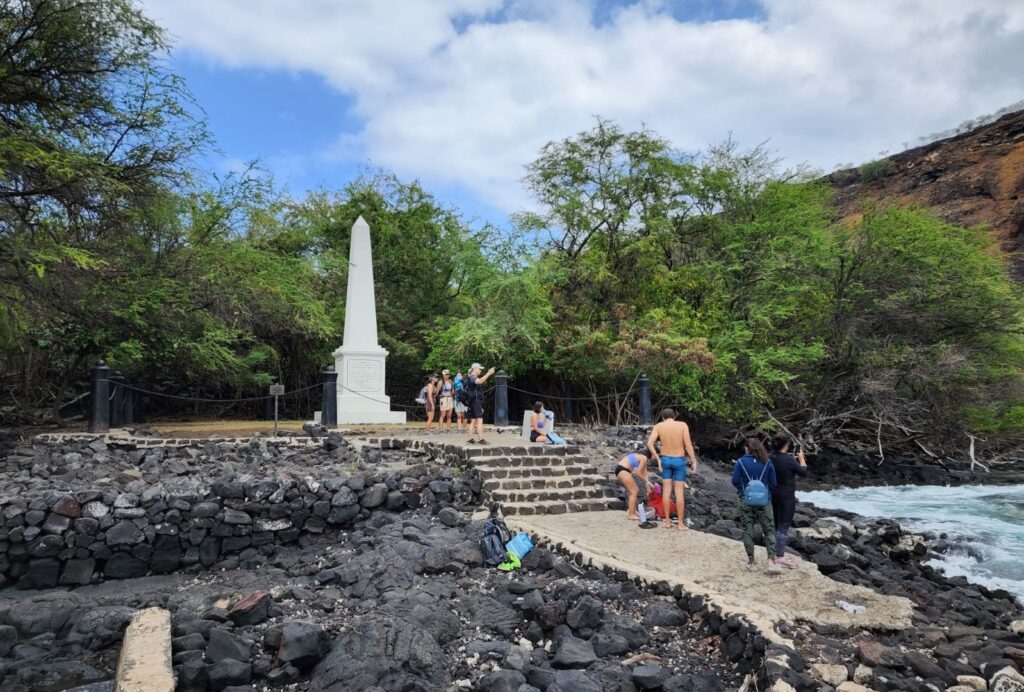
[0, 433, 743, 691]
[0, 428, 1021, 691]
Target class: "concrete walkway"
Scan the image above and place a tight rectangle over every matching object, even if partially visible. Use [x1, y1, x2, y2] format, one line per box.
[511, 511, 914, 643]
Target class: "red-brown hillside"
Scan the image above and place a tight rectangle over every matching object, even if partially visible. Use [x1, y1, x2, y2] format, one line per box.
[825, 109, 1024, 273]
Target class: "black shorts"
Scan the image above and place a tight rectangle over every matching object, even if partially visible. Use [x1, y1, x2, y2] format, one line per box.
[470, 400, 484, 419]
[530, 430, 542, 442]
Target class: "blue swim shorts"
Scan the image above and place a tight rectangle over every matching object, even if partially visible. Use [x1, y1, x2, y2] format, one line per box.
[661, 455, 688, 482]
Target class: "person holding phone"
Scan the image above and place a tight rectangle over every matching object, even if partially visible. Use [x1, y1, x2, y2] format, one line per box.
[466, 363, 496, 444]
[769, 434, 808, 568]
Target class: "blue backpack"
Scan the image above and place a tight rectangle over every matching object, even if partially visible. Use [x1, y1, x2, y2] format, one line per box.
[740, 460, 772, 507]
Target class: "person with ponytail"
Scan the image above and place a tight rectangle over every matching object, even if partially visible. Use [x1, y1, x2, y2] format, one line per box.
[769, 433, 808, 568]
[731, 437, 781, 573]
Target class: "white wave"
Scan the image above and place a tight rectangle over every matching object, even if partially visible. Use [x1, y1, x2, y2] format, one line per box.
[797, 483, 1024, 602]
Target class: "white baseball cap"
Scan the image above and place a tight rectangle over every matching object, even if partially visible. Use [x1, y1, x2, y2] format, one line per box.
[470, 363, 484, 371]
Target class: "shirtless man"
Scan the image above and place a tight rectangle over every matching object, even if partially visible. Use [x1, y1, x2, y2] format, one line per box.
[647, 408, 698, 531]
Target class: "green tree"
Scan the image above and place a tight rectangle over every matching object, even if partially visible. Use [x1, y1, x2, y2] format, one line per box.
[819, 207, 1024, 452]
[0, 0, 205, 421]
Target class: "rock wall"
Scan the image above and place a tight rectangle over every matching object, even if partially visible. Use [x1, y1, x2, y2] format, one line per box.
[0, 434, 482, 589]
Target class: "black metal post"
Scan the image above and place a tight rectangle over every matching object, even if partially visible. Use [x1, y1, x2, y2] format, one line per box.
[322, 366, 338, 429]
[109, 371, 125, 428]
[494, 371, 509, 426]
[88, 360, 110, 433]
[638, 374, 652, 425]
[563, 381, 575, 424]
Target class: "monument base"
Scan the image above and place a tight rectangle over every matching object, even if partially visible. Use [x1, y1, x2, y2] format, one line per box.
[333, 345, 407, 425]
[336, 405, 407, 425]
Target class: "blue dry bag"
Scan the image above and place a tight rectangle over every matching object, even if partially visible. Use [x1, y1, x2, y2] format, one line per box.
[506, 532, 534, 561]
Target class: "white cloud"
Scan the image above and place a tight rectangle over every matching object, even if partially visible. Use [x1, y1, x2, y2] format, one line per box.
[141, 0, 1024, 211]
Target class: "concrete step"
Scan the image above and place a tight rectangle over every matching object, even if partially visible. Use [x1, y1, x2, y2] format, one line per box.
[482, 474, 607, 491]
[470, 455, 596, 469]
[462, 445, 582, 458]
[476, 464, 600, 480]
[488, 487, 618, 504]
[501, 497, 619, 516]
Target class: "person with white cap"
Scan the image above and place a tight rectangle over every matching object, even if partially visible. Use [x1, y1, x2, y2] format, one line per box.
[466, 363, 496, 444]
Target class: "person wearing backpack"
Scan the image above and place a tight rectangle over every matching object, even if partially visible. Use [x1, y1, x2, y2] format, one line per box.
[731, 437, 781, 573]
[454, 371, 468, 433]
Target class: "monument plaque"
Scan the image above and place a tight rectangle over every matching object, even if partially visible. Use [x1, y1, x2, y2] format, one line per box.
[332, 216, 406, 424]
[347, 359, 380, 392]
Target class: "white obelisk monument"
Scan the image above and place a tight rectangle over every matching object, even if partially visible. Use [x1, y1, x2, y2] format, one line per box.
[333, 216, 406, 424]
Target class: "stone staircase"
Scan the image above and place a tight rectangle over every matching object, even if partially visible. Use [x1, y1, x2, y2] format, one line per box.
[363, 436, 619, 516]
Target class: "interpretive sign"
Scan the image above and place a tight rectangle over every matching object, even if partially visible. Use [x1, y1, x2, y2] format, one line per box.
[269, 384, 285, 396]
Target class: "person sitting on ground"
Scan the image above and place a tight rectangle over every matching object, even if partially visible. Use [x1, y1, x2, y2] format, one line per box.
[769, 433, 808, 569]
[614, 449, 656, 527]
[647, 408, 698, 531]
[731, 437, 782, 573]
[529, 401, 551, 443]
[438, 370, 456, 433]
[466, 363, 496, 444]
[454, 371, 468, 433]
[422, 373, 439, 435]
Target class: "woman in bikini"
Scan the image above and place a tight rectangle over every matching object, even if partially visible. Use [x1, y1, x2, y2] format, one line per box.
[614, 450, 653, 522]
[529, 401, 550, 443]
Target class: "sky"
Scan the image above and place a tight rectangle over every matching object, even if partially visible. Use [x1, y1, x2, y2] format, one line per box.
[139, 0, 1024, 228]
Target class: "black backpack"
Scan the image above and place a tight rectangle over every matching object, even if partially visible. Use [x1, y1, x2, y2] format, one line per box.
[456, 385, 472, 407]
[484, 518, 513, 544]
[480, 518, 512, 567]
[480, 533, 506, 567]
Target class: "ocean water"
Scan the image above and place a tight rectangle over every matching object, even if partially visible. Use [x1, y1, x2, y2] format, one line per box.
[797, 484, 1024, 602]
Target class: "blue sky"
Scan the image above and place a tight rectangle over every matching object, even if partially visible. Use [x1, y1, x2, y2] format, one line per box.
[176, 54, 513, 228]
[150, 0, 1024, 229]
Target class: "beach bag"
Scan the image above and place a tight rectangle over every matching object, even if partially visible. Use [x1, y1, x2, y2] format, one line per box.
[546, 431, 567, 446]
[415, 386, 428, 405]
[506, 532, 534, 561]
[649, 483, 678, 519]
[740, 461, 771, 507]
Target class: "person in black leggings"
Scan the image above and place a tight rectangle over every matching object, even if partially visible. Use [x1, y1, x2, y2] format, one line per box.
[769, 434, 808, 568]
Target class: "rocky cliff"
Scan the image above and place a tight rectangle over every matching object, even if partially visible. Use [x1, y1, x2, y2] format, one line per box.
[826, 108, 1024, 273]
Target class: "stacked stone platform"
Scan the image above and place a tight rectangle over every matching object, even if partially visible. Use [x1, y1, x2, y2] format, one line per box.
[362, 436, 619, 516]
